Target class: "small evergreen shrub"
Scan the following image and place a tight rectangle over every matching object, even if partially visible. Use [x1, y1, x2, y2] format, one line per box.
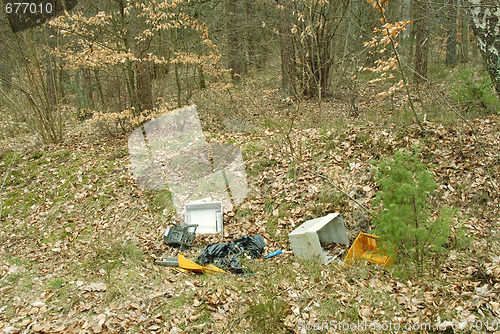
[372, 149, 451, 272]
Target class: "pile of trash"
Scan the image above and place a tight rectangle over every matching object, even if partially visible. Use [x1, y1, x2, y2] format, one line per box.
[157, 230, 267, 275]
[197, 235, 267, 274]
[156, 211, 393, 276]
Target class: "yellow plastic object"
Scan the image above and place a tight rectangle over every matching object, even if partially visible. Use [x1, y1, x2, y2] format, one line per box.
[171, 267, 195, 275]
[178, 254, 226, 274]
[343, 233, 394, 267]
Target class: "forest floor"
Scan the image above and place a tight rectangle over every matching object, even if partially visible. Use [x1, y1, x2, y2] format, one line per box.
[0, 74, 499, 333]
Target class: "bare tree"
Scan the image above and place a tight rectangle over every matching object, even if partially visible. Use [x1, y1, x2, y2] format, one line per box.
[136, 39, 153, 111]
[413, 0, 430, 83]
[278, 0, 295, 97]
[227, 0, 246, 81]
[446, 0, 458, 66]
[468, 0, 500, 96]
[458, 0, 470, 62]
[277, 0, 348, 98]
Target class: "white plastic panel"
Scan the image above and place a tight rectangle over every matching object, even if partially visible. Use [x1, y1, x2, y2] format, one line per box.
[185, 200, 223, 234]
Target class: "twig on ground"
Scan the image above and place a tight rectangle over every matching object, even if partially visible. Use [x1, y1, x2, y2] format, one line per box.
[309, 168, 373, 216]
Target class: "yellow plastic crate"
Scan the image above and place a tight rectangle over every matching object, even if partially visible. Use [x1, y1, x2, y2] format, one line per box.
[343, 233, 394, 267]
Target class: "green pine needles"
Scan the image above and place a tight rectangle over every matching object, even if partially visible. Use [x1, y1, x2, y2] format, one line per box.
[372, 149, 452, 272]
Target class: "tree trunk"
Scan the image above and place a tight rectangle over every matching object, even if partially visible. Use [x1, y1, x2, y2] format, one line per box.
[364, 1, 380, 67]
[446, 0, 458, 66]
[245, 0, 257, 68]
[458, 2, 470, 63]
[136, 40, 153, 111]
[0, 38, 12, 91]
[43, 26, 62, 142]
[468, 0, 500, 97]
[45, 28, 58, 107]
[278, 0, 295, 97]
[118, 0, 140, 115]
[77, 69, 94, 109]
[172, 28, 182, 108]
[408, 0, 417, 62]
[227, 0, 246, 81]
[0, 62, 12, 91]
[413, 0, 430, 83]
[136, 64, 152, 111]
[94, 70, 105, 107]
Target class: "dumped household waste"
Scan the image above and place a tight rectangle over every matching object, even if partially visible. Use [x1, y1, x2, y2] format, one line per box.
[155, 254, 225, 274]
[343, 233, 394, 267]
[178, 254, 226, 274]
[289, 213, 349, 264]
[155, 257, 179, 267]
[265, 250, 282, 258]
[164, 224, 198, 249]
[185, 199, 223, 234]
[196, 235, 266, 274]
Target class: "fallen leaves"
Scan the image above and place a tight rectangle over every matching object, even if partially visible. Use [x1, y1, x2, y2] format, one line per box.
[0, 105, 499, 333]
[81, 282, 107, 292]
[31, 321, 66, 333]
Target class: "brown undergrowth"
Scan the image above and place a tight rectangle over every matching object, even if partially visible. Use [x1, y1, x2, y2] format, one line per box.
[0, 83, 499, 333]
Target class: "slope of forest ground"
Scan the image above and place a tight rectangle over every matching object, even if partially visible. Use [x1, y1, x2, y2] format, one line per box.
[0, 68, 499, 333]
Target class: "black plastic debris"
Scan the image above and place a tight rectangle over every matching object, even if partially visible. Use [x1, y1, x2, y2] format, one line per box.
[196, 235, 266, 274]
[164, 224, 197, 249]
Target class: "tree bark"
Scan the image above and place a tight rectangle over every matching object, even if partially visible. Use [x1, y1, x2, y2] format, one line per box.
[227, 0, 246, 82]
[77, 69, 94, 109]
[136, 40, 153, 111]
[0, 63, 12, 91]
[409, 0, 417, 62]
[413, 0, 430, 83]
[45, 27, 58, 107]
[468, 0, 500, 97]
[446, 0, 458, 66]
[278, 0, 295, 97]
[458, 2, 470, 63]
[245, 0, 257, 67]
[117, 0, 140, 115]
[363, 1, 380, 68]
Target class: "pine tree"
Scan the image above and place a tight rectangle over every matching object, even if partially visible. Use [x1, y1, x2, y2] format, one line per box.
[372, 150, 451, 272]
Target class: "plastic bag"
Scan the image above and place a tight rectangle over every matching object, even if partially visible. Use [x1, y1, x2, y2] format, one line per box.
[196, 235, 266, 274]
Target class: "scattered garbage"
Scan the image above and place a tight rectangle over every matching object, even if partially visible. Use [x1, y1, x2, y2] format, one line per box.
[197, 235, 266, 274]
[164, 224, 198, 249]
[178, 254, 226, 274]
[288, 213, 349, 264]
[155, 257, 179, 267]
[155, 254, 225, 274]
[265, 250, 283, 258]
[185, 199, 223, 234]
[343, 233, 394, 267]
[327, 248, 346, 262]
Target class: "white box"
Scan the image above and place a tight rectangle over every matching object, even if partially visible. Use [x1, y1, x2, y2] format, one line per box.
[184, 200, 223, 234]
[288, 213, 348, 264]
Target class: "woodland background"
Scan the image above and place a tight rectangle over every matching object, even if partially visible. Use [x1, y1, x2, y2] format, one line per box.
[0, 0, 499, 333]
